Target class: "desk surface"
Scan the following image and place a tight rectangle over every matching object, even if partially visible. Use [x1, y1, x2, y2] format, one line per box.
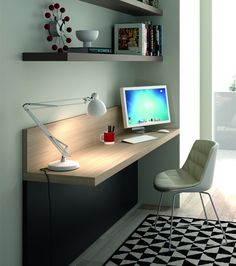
[23, 128, 179, 186]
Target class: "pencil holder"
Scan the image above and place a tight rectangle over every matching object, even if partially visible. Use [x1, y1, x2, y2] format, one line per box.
[100, 131, 115, 145]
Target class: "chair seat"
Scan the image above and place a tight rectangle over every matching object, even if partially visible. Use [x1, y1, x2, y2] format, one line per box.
[153, 169, 200, 192]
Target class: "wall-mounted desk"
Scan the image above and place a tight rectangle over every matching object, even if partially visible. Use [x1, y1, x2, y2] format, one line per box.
[23, 106, 179, 186]
[23, 129, 179, 186]
[22, 106, 179, 266]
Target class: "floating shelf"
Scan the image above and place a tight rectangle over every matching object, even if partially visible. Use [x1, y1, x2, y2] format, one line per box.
[79, 0, 163, 16]
[22, 52, 163, 62]
[23, 1, 163, 62]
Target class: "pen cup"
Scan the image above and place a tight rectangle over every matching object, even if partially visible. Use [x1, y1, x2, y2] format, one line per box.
[100, 131, 115, 145]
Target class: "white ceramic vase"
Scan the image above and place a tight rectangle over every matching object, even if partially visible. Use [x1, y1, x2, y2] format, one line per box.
[76, 30, 99, 47]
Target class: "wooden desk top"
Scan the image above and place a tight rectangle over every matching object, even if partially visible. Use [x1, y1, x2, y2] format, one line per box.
[22, 107, 179, 186]
[23, 129, 179, 186]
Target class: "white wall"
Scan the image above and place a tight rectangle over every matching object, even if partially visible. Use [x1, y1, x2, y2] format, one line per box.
[199, 0, 236, 139]
[200, 0, 212, 139]
[180, 0, 200, 164]
[212, 0, 236, 92]
[0, 1, 135, 265]
[201, 0, 236, 139]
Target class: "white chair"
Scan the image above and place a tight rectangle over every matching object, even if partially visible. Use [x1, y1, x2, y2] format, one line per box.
[153, 139, 227, 249]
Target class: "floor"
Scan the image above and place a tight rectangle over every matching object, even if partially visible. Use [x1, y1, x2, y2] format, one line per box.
[71, 149, 236, 266]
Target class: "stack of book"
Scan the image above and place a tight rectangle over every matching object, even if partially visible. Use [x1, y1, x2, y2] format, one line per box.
[68, 47, 112, 54]
[138, 0, 159, 8]
[146, 24, 163, 56]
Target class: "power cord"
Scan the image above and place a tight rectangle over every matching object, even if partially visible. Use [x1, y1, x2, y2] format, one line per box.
[40, 168, 53, 266]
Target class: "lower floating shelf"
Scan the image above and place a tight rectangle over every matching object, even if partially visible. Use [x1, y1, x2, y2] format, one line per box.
[22, 52, 163, 62]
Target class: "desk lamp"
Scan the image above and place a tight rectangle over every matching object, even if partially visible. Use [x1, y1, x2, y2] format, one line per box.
[23, 92, 106, 171]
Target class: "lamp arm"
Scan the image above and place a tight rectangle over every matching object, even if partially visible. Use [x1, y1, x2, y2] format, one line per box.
[23, 103, 70, 159]
[22, 93, 106, 165]
[26, 97, 91, 109]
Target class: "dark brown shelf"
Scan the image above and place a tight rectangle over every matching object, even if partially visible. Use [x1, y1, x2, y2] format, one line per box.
[22, 52, 163, 62]
[79, 0, 163, 16]
[23, 1, 163, 62]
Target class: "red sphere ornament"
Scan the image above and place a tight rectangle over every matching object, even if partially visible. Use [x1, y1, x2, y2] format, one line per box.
[47, 35, 53, 42]
[66, 37, 72, 43]
[64, 16, 70, 22]
[54, 3, 60, 9]
[52, 44, 58, 50]
[44, 23, 50, 30]
[45, 12, 51, 18]
[44, 3, 72, 53]
[48, 4, 54, 10]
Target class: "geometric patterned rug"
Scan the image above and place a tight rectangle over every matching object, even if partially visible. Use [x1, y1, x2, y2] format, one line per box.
[103, 214, 236, 266]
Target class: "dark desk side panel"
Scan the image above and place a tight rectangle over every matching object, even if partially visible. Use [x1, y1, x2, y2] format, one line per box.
[138, 135, 180, 206]
[23, 162, 138, 266]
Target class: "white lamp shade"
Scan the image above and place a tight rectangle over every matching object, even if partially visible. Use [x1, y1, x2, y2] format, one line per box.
[87, 94, 107, 116]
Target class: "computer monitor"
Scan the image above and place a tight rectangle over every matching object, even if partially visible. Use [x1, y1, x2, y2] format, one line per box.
[120, 85, 171, 129]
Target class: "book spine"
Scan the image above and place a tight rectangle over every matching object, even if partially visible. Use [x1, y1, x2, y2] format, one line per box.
[149, 24, 154, 56]
[136, 20, 152, 56]
[152, 25, 163, 56]
[154, 24, 160, 56]
[142, 24, 147, 56]
[144, 21, 151, 56]
[153, 25, 157, 56]
[88, 48, 112, 53]
[68, 48, 112, 54]
[158, 25, 163, 56]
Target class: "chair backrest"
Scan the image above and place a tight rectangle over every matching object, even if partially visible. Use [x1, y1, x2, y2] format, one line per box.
[182, 140, 218, 191]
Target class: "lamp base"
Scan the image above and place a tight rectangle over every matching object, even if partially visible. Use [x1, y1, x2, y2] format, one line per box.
[48, 159, 80, 171]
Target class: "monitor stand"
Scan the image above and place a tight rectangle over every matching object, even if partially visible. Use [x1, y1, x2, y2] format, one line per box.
[132, 127, 145, 134]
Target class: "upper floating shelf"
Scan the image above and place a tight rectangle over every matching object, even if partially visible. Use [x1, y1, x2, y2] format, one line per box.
[22, 52, 163, 62]
[22, 1, 163, 62]
[79, 0, 163, 16]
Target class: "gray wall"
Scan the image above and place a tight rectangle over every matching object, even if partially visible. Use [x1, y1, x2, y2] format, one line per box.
[0, 0, 180, 265]
[135, 0, 180, 204]
[134, 0, 180, 129]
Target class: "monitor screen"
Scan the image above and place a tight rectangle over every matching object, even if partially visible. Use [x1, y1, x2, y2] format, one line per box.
[120, 85, 171, 129]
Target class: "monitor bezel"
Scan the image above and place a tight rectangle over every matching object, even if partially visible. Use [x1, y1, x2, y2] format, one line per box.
[120, 85, 171, 129]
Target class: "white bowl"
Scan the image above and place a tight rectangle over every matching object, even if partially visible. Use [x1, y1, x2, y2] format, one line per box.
[76, 30, 99, 47]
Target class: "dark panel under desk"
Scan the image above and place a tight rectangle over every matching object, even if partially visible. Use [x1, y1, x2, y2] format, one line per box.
[23, 162, 138, 266]
[138, 135, 180, 206]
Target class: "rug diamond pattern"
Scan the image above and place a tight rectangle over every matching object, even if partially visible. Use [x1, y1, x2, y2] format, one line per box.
[103, 214, 236, 266]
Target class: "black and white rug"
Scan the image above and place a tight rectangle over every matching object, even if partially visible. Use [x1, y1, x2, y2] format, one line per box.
[103, 214, 236, 266]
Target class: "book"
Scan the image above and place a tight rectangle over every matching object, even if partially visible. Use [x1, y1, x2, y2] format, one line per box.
[68, 47, 112, 54]
[114, 23, 147, 55]
[157, 25, 163, 56]
[147, 24, 163, 56]
[153, 25, 158, 56]
[148, 24, 154, 56]
[144, 21, 151, 56]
